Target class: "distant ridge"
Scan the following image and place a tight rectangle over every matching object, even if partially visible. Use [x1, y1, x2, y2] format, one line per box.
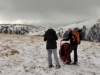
[0, 24, 45, 29]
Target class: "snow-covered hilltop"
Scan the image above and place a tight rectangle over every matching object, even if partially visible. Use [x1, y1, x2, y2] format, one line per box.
[57, 17, 100, 42]
[58, 18, 100, 31]
[0, 24, 45, 35]
[0, 17, 100, 42]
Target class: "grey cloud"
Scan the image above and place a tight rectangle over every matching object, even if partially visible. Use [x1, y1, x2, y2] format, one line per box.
[0, 0, 100, 28]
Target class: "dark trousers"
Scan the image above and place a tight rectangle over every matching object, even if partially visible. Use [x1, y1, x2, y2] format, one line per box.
[67, 45, 78, 62]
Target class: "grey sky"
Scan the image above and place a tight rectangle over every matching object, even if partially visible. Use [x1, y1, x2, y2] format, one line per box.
[0, 0, 100, 28]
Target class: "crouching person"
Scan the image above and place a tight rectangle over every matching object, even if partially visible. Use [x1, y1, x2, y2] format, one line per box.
[44, 24, 61, 69]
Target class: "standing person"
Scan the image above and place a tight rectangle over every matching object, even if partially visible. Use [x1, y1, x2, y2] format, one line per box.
[44, 24, 61, 69]
[63, 30, 68, 39]
[62, 28, 80, 65]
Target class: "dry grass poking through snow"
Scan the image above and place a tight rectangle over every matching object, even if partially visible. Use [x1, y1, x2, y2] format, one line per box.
[0, 34, 43, 57]
[0, 34, 100, 75]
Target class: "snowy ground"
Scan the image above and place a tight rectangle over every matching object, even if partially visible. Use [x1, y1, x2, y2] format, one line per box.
[0, 34, 100, 75]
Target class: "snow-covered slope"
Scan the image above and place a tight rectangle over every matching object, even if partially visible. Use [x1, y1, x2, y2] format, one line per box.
[1, 17, 100, 41]
[0, 34, 100, 75]
[57, 18, 100, 32]
[0, 24, 45, 35]
[57, 18, 100, 42]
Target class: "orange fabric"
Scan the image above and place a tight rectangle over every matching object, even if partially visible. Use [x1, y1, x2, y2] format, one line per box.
[72, 30, 80, 44]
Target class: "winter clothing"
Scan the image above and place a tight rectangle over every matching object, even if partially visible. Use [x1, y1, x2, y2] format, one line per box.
[66, 61, 71, 65]
[48, 24, 52, 29]
[71, 62, 78, 65]
[63, 30, 78, 63]
[56, 65, 61, 69]
[44, 29, 58, 49]
[63, 31, 68, 39]
[48, 65, 54, 68]
[67, 44, 78, 62]
[63, 31, 78, 45]
[44, 28, 60, 68]
[47, 49, 60, 65]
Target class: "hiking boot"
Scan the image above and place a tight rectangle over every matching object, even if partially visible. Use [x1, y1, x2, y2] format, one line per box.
[56, 65, 61, 69]
[71, 62, 78, 65]
[48, 65, 54, 68]
[66, 62, 71, 65]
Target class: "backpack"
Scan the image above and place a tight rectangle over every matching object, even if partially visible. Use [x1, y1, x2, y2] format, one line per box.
[71, 30, 81, 44]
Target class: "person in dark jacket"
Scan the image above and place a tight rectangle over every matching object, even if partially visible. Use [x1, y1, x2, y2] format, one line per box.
[62, 28, 79, 65]
[63, 31, 68, 39]
[44, 24, 61, 69]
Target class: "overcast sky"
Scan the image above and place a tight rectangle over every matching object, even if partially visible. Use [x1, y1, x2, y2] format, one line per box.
[0, 0, 100, 28]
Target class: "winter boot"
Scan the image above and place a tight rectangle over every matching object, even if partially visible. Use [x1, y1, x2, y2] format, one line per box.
[66, 61, 71, 65]
[56, 65, 61, 69]
[71, 62, 78, 65]
[48, 65, 54, 68]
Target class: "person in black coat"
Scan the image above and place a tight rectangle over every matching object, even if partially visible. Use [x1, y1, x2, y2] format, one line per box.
[44, 24, 61, 69]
